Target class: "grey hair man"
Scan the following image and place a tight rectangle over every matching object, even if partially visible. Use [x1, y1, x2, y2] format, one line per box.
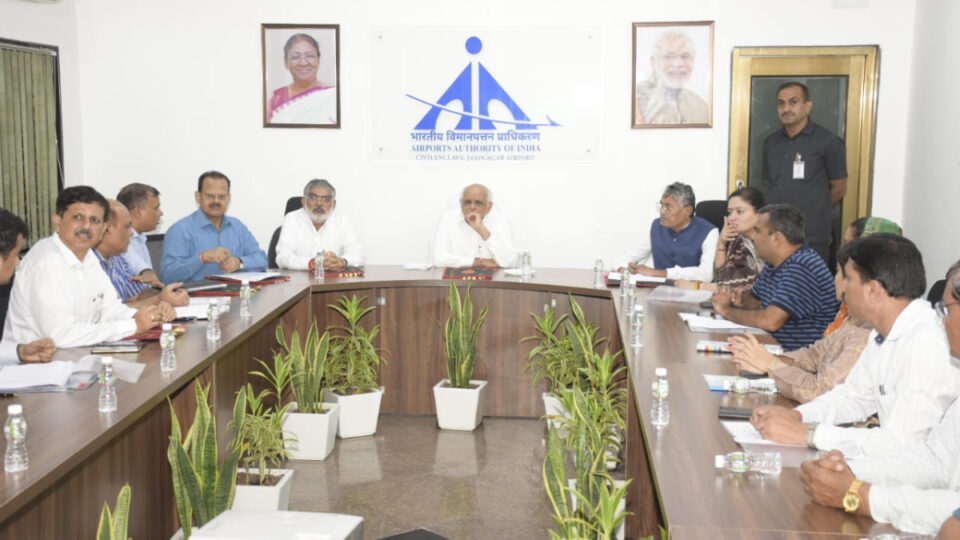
[432, 183, 517, 269]
[635, 31, 709, 125]
[275, 178, 364, 272]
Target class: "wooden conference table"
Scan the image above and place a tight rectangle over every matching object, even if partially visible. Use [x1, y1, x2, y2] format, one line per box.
[0, 266, 899, 539]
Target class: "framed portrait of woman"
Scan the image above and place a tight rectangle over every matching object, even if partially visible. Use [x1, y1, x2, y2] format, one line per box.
[261, 24, 340, 128]
[631, 21, 713, 129]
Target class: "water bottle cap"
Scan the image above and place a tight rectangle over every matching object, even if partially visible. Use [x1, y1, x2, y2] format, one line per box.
[7, 404, 22, 415]
[162, 323, 172, 331]
[655, 367, 667, 376]
[634, 304, 644, 312]
[209, 298, 219, 305]
[241, 279, 250, 285]
[714, 454, 725, 468]
[101, 356, 113, 365]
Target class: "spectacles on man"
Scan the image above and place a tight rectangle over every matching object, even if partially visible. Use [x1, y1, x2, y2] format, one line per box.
[202, 193, 228, 202]
[68, 213, 103, 226]
[656, 201, 679, 212]
[307, 194, 334, 203]
[935, 300, 959, 318]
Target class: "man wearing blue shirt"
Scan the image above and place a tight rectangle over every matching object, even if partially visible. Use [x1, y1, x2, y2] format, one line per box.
[713, 203, 839, 350]
[161, 171, 267, 283]
[117, 182, 164, 287]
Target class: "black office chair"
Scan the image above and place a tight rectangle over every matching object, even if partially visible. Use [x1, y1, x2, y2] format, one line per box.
[928, 279, 946, 307]
[146, 233, 165, 275]
[695, 200, 726, 230]
[0, 277, 12, 339]
[268, 197, 304, 269]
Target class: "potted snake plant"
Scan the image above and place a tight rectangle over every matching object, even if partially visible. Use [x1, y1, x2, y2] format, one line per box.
[434, 282, 489, 431]
[228, 383, 294, 511]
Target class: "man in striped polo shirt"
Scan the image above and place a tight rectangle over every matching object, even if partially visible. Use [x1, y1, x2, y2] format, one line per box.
[713, 203, 839, 351]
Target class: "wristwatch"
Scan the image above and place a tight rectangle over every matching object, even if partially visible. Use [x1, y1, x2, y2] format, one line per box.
[843, 479, 863, 513]
[806, 422, 819, 448]
[237, 257, 244, 270]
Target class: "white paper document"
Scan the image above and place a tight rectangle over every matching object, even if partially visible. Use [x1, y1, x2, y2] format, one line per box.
[646, 286, 713, 304]
[722, 421, 806, 447]
[0, 361, 74, 390]
[209, 272, 284, 282]
[678, 312, 765, 334]
[703, 374, 777, 393]
[605, 273, 667, 286]
[402, 263, 433, 270]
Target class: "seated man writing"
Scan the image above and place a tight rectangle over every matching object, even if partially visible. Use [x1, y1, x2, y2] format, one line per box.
[276, 178, 364, 272]
[432, 183, 517, 269]
[621, 182, 717, 282]
[750, 234, 960, 459]
[162, 170, 267, 282]
[712, 204, 839, 351]
[93, 199, 188, 309]
[0, 209, 54, 364]
[3, 187, 173, 348]
[799, 260, 960, 536]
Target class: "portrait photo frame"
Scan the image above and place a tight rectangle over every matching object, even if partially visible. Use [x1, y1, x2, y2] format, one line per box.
[261, 23, 341, 129]
[631, 21, 714, 129]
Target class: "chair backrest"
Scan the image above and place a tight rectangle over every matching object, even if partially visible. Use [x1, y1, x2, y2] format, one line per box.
[695, 200, 727, 231]
[146, 233, 165, 275]
[928, 278, 947, 307]
[284, 197, 302, 215]
[267, 226, 282, 269]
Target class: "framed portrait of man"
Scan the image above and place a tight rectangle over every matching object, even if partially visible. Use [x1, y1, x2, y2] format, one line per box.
[261, 24, 340, 128]
[631, 21, 714, 129]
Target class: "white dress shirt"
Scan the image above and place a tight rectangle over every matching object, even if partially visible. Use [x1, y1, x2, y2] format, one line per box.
[620, 226, 718, 282]
[849, 390, 960, 534]
[275, 208, 365, 270]
[122, 229, 152, 276]
[0, 341, 18, 365]
[432, 208, 517, 268]
[796, 299, 960, 458]
[3, 234, 137, 348]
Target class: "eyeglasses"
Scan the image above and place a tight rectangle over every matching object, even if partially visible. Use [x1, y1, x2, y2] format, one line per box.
[656, 201, 679, 212]
[935, 300, 960, 318]
[67, 213, 103, 226]
[287, 53, 318, 64]
[461, 199, 488, 207]
[202, 193, 229, 202]
[307, 194, 334, 203]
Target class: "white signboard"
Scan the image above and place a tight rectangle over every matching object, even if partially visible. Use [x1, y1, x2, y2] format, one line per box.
[372, 27, 602, 162]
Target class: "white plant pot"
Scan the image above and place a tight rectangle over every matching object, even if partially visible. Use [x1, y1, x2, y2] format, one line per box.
[542, 391, 570, 431]
[433, 379, 488, 431]
[191, 510, 363, 540]
[324, 387, 384, 438]
[568, 478, 626, 540]
[231, 468, 294, 511]
[283, 402, 339, 460]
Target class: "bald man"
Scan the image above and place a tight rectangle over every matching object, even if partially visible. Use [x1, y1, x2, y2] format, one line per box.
[432, 184, 517, 269]
[93, 200, 188, 309]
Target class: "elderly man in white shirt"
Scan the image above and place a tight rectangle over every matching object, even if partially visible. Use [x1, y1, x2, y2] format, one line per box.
[432, 183, 516, 269]
[275, 179, 364, 272]
[3, 186, 173, 349]
[800, 259, 960, 536]
[750, 234, 960, 458]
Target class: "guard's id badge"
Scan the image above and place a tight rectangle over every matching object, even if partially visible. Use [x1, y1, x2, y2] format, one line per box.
[793, 153, 805, 179]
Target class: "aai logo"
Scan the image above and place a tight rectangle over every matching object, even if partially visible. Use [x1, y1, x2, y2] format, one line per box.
[408, 36, 560, 131]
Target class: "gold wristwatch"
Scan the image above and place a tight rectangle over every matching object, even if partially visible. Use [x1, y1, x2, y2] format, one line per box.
[842, 479, 863, 513]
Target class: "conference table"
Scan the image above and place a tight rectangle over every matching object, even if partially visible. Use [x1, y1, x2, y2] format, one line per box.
[0, 266, 902, 539]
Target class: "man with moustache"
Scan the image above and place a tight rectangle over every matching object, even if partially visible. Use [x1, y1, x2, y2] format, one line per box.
[161, 170, 268, 283]
[93, 200, 188, 308]
[3, 187, 170, 348]
[635, 30, 709, 125]
[762, 81, 847, 262]
[117, 182, 164, 286]
[275, 178, 364, 272]
[432, 183, 517, 269]
[0, 209, 55, 364]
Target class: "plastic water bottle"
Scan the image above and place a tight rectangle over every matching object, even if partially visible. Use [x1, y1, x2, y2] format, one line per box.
[624, 285, 635, 316]
[520, 250, 533, 279]
[593, 257, 604, 288]
[651, 367, 669, 427]
[630, 304, 644, 347]
[715, 451, 782, 475]
[313, 251, 325, 282]
[239, 280, 252, 318]
[619, 267, 630, 299]
[98, 357, 118, 413]
[4, 404, 27, 473]
[206, 299, 221, 342]
[160, 323, 177, 373]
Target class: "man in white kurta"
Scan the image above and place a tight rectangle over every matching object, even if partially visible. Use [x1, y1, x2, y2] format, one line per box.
[3, 187, 168, 349]
[432, 184, 517, 269]
[275, 179, 364, 271]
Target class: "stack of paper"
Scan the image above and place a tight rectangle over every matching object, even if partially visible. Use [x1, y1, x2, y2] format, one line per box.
[605, 273, 667, 286]
[678, 312, 764, 334]
[0, 361, 74, 391]
[647, 286, 713, 304]
[703, 374, 777, 393]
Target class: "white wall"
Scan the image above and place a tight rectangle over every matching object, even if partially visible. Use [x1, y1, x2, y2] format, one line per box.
[903, 0, 960, 288]
[65, 0, 916, 268]
[0, 0, 84, 187]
